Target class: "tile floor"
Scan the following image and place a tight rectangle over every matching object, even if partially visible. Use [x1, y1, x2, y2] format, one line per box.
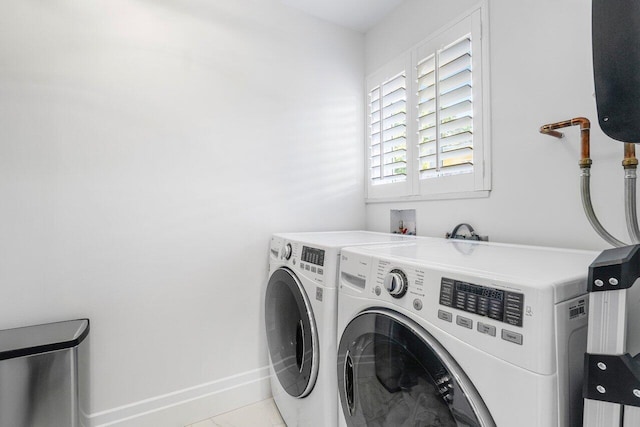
[186, 398, 285, 427]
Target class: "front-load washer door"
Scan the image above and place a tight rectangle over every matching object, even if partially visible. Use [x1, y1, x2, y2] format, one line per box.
[265, 267, 319, 398]
[337, 309, 495, 427]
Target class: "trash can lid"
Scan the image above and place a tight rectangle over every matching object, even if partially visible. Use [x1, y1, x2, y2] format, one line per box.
[0, 319, 90, 360]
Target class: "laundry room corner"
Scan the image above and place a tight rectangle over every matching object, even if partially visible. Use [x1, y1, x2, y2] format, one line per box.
[0, 0, 366, 425]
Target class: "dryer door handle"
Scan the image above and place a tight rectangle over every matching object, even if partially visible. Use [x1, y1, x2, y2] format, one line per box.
[296, 320, 305, 373]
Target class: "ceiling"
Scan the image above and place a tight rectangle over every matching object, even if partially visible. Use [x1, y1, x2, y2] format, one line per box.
[280, 0, 405, 33]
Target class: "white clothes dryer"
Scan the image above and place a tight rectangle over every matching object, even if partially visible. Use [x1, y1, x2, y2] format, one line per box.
[265, 231, 415, 427]
[336, 239, 598, 427]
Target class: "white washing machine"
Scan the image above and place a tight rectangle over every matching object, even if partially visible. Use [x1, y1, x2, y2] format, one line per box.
[336, 239, 598, 427]
[264, 231, 416, 427]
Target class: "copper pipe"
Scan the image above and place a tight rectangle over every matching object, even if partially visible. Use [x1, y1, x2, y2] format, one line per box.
[539, 117, 592, 168]
[541, 117, 628, 246]
[623, 143, 638, 169]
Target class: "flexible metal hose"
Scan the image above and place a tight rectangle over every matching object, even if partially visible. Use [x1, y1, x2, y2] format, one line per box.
[580, 168, 627, 247]
[625, 168, 640, 243]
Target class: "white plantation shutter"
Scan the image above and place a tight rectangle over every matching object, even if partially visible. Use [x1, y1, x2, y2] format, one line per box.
[417, 54, 438, 176]
[365, 7, 488, 201]
[418, 35, 474, 180]
[369, 72, 407, 185]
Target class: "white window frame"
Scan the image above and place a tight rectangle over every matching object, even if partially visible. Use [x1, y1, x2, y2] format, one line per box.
[365, 4, 491, 202]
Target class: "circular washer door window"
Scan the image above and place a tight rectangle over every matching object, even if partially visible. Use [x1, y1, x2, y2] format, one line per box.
[265, 268, 319, 398]
[337, 309, 495, 426]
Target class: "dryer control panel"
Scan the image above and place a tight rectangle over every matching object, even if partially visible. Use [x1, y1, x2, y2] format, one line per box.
[439, 278, 524, 327]
[301, 246, 325, 266]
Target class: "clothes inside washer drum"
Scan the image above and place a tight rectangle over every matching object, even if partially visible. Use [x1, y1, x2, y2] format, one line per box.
[357, 376, 456, 427]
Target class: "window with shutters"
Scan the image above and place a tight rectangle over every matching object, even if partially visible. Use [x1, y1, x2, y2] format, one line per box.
[370, 72, 407, 186]
[366, 7, 490, 201]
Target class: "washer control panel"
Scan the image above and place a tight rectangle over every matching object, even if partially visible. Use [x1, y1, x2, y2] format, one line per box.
[271, 238, 328, 284]
[439, 277, 524, 327]
[301, 245, 325, 267]
[298, 245, 326, 277]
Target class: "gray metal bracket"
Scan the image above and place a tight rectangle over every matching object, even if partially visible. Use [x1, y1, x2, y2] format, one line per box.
[587, 245, 640, 292]
[584, 353, 640, 406]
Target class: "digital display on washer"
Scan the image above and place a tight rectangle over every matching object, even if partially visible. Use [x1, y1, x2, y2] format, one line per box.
[439, 277, 524, 327]
[301, 246, 325, 266]
[455, 282, 504, 301]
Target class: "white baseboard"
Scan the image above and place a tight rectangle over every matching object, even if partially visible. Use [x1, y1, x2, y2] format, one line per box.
[88, 366, 272, 427]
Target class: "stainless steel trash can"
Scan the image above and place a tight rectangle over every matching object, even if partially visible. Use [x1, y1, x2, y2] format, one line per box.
[0, 319, 90, 427]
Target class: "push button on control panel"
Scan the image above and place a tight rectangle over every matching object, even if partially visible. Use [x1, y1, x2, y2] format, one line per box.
[501, 329, 523, 345]
[438, 310, 453, 322]
[439, 279, 454, 306]
[456, 315, 473, 329]
[466, 294, 478, 313]
[477, 322, 496, 337]
[504, 293, 524, 327]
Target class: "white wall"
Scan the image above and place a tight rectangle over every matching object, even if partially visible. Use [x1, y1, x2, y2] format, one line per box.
[365, 0, 631, 251]
[0, 0, 364, 425]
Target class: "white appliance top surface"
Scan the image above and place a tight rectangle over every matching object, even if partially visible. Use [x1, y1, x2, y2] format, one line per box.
[348, 239, 599, 287]
[274, 231, 415, 248]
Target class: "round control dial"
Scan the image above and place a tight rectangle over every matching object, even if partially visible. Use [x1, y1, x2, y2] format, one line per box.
[384, 269, 408, 298]
[282, 243, 293, 260]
